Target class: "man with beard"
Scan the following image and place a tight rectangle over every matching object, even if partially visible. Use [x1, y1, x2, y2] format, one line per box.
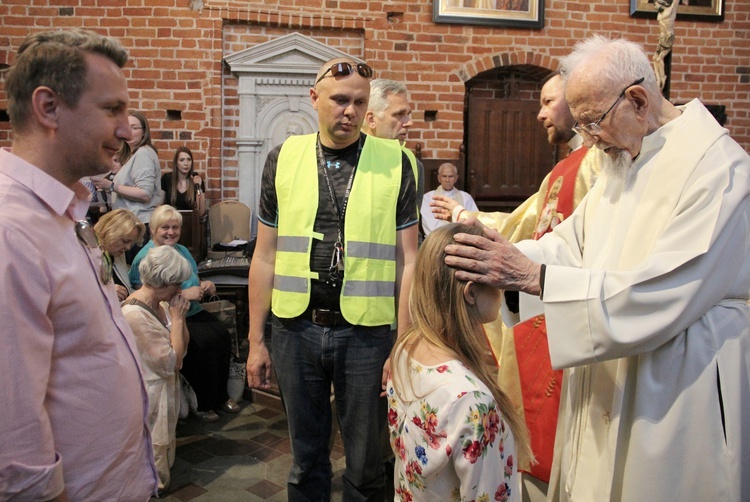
[246, 58, 418, 500]
[444, 35, 750, 500]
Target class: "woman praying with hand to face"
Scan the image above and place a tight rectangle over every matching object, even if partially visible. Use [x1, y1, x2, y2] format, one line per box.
[129, 205, 236, 422]
[122, 245, 191, 493]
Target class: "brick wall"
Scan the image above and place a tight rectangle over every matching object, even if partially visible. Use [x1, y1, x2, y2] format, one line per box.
[1, 0, 748, 202]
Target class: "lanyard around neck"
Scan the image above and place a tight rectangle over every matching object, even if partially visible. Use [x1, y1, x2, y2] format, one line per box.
[316, 133, 364, 241]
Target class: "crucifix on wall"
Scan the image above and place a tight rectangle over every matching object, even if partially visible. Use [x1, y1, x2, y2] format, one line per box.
[653, 0, 678, 99]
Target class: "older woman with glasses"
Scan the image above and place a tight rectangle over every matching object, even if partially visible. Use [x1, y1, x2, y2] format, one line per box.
[122, 245, 191, 493]
[130, 205, 237, 422]
[94, 208, 146, 301]
[94, 111, 162, 263]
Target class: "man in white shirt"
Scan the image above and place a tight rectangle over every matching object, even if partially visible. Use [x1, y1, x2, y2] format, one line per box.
[420, 162, 477, 235]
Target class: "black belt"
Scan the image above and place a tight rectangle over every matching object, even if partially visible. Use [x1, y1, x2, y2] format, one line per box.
[301, 308, 349, 326]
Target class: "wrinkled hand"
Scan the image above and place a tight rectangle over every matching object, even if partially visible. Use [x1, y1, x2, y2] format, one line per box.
[444, 218, 541, 295]
[430, 195, 460, 222]
[182, 285, 203, 302]
[200, 280, 216, 297]
[246, 340, 272, 390]
[169, 293, 190, 319]
[380, 357, 391, 397]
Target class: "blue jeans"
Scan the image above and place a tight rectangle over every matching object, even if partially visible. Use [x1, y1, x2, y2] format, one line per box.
[271, 314, 393, 502]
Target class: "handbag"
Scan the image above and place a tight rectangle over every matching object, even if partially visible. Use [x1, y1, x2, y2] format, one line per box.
[201, 296, 237, 346]
[201, 295, 246, 402]
[178, 373, 198, 419]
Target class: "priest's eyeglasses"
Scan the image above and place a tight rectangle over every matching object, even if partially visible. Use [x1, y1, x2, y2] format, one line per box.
[315, 62, 373, 87]
[75, 219, 113, 285]
[572, 77, 645, 136]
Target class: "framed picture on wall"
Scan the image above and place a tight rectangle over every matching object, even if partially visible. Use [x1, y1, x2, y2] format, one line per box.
[630, 0, 724, 22]
[433, 0, 544, 29]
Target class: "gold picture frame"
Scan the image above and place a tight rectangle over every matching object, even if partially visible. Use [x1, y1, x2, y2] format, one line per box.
[433, 0, 544, 29]
[630, 0, 724, 22]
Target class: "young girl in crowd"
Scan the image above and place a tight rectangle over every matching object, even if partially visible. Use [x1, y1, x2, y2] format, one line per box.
[387, 223, 532, 502]
[162, 146, 206, 217]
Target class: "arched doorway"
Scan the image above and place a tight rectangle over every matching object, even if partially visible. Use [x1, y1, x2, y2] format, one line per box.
[464, 64, 560, 212]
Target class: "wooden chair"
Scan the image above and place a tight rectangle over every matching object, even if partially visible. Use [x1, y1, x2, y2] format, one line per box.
[206, 201, 252, 260]
[178, 209, 207, 262]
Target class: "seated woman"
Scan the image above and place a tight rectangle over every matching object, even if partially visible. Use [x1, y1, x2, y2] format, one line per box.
[129, 205, 237, 422]
[161, 146, 207, 217]
[386, 223, 532, 502]
[122, 245, 191, 493]
[94, 208, 146, 301]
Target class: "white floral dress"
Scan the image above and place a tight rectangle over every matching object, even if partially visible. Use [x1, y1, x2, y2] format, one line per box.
[387, 354, 519, 502]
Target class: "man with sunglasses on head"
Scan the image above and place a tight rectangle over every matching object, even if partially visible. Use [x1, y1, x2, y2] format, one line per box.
[247, 57, 419, 501]
[0, 30, 158, 500]
[445, 35, 750, 500]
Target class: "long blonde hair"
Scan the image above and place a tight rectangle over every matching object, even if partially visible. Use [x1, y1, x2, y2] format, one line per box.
[392, 223, 533, 463]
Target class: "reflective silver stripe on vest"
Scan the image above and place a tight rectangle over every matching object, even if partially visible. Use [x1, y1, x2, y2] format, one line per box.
[277, 236, 309, 253]
[343, 280, 394, 297]
[274, 275, 309, 293]
[347, 241, 396, 261]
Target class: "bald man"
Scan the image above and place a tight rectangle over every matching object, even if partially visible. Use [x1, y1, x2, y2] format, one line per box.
[420, 162, 478, 236]
[246, 58, 418, 500]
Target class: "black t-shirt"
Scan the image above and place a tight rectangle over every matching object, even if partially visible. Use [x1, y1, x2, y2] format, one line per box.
[161, 172, 205, 210]
[258, 133, 418, 309]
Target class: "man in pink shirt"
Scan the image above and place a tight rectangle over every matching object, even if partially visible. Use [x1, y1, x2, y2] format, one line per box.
[0, 30, 158, 499]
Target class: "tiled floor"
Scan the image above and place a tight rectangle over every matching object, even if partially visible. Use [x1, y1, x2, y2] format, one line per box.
[157, 392, 348, 501]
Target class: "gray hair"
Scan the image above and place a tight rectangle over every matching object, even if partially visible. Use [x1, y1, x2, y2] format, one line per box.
[368, 78, 408, 117]
[559, 35, 660, 96]
[5, 29, 128, 130]
[150, 204, 182, 230]
[138, 245, 192, 288]
[438, 162, 458, 175]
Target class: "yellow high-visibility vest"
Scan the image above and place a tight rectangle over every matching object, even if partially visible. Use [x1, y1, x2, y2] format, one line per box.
[272, 133, 403, 326]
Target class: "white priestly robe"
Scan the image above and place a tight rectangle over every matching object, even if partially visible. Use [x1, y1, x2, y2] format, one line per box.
[508, 99, 750, 501]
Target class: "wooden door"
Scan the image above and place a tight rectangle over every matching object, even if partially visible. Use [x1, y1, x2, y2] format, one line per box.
[466, 97, 559, 212]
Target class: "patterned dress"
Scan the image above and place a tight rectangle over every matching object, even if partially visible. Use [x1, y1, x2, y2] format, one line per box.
[387, 354, 519, 501]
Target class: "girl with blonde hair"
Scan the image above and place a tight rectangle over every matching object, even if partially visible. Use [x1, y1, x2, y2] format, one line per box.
[387, 223, 531, 502]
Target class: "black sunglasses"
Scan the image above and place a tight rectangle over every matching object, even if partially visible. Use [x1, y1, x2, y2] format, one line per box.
[75, 219, 113, 285]
[315, 62, 373, 86]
